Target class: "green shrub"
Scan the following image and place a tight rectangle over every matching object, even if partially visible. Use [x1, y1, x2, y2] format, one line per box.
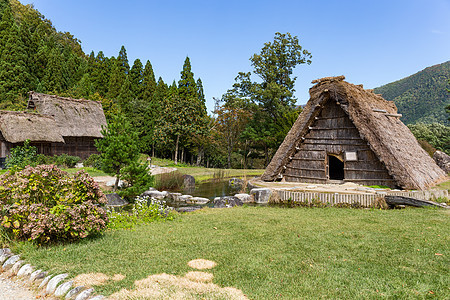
[5, 140, 37, 169]
[35, 154, 53, 165]
[83, 154, 102, 169]
[54, 154, 81, 168]
[118, 161, 154, 202]
[0, 165, 108, 244]
[107, 195, 175, 230]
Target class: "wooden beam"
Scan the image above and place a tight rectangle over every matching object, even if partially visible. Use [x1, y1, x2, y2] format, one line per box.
[286, 166, 326, 172]
[308, 127, 356, 130]
[385, 196, 449, 209]
[343, 178, 395, 182]
[344, 168, 387, 173]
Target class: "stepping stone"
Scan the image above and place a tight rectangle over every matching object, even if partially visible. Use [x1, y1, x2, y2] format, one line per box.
[0, 253, 11, 264]
[46, 273, 69, 294]
[75, 288, 94, 300]
[55, 281, 73, 297]
[10, 260, 24, 275]
[29, 270, 47, 282]
[38, 275, 53, 289]
[65, 286, 85, 299]
[17, 264, 33, 277]
[2, 254, 20, 269]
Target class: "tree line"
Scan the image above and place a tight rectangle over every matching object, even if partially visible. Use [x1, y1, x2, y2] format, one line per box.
[0, 0, 312, 169]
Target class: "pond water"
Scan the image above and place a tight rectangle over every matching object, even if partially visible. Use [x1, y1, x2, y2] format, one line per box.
[180, 178, 245, 199]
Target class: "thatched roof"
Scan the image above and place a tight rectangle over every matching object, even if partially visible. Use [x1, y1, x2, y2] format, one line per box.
[262, 76, 447, 190]
[28, 92, 106, 138]
[0, 111, 64, 143]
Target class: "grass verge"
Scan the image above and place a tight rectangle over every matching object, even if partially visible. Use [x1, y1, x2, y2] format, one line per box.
[11, 207, 449, 299]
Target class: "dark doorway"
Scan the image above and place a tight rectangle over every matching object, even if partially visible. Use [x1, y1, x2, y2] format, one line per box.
[328, 155, 344, 180]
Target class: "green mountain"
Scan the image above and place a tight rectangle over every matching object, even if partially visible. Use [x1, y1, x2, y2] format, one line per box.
[374, 61, 450, 125]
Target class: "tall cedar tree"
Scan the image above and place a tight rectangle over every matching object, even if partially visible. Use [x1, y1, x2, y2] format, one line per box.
[0, 4, 29, 109]
[129, 58, 144, 98]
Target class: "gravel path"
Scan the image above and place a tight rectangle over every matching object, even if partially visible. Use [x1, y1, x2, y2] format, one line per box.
[0, 273, 38, 300]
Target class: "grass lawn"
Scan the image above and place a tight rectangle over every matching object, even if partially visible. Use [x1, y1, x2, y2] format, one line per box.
[13, 207, 449, 299]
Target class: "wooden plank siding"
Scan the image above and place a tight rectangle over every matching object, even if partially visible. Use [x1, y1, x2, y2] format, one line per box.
[283, 100, 396, 187]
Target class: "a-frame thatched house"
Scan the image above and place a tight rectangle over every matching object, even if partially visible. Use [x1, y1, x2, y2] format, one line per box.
[0, 92, 106, 167]
[0, 111, 65, 165]
[262, 76, 446, 190]
[27, 91, 107, 159]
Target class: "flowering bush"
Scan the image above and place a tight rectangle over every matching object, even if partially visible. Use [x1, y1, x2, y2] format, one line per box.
[107, 195, 174, 230]
[0, 165, 108, 244]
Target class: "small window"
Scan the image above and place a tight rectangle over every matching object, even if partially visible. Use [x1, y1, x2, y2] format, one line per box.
[345, 151, 357, 161]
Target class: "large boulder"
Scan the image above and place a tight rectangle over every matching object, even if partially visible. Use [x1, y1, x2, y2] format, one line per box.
[228, 178, 245, 188]
[106, 193, 129, 207]
[234, 193, 252, 203]
[433, 150, 450, 174]
[212, 196, 243, 208]
[250, 188, 272, 204]
[141, 190, 168, 199]
[183, 175, 196, 187]
[187, 197, 210, 205]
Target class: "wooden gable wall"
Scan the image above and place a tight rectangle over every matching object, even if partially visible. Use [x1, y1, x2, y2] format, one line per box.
[282, 100, 397, 187]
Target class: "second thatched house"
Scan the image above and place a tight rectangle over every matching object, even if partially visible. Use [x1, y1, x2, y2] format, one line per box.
[27, 91, 107, 159]
[0, 92, 106, 166]
[262, 76, 446, 190]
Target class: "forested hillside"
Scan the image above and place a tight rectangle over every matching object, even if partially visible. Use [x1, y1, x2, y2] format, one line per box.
[0, 0, 310, 169]
[374, 61, 450, 125]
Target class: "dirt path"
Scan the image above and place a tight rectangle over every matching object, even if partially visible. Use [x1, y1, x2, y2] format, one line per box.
[0, 273, 39, 300]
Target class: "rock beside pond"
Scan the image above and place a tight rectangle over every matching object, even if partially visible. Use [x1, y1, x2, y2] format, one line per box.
[234, 193, 252, 203]
[179, 195, 193, 202]
[187, 197, 210, 204]
[176, 206, 203, 213]
[142, 190, 168, 199]
[250, 188, 272, 204]
[229, 178, 244, 187]
[106, 193, 128, 207]
[167, 192, 183, 202]
[183, 175, 196, 187]
[212, 196, 243, 208]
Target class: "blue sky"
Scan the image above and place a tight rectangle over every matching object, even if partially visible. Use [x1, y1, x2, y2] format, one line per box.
[21, 0, 450, 113]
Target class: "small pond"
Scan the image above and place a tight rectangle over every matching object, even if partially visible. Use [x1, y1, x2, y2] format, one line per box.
[179, 178, 245, 200]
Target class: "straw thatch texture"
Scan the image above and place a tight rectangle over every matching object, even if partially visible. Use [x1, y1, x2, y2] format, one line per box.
[0, 111, 64, 143]
[28, 92, 106, 138]
[262, 76, 446, 190]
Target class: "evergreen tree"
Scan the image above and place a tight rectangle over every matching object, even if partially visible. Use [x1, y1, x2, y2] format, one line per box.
[107, 57, 125, 99]
[178, 56, 197, 100]
[117, 76, 134, 115]
[0, 4, 29, 109]
[95, 113, 152, 197]
[196, 78, 207, 116]
[42, 47, 64, 93]
[117, 45, 130, 75]
[91, 51, 110, 96]
[141, 60, 157, 100]
[129, 58, 143, 98]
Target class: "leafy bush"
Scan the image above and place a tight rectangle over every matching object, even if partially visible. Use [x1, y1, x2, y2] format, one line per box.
[107, 195, 174, 230]
[83, 154, 102, 169]
[0, 165, 108, 244]
[118, 161, 154, 202]
[54, 153, 81, 168]
[5, 140, 37, 169]
[408, 123, 450, 155]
